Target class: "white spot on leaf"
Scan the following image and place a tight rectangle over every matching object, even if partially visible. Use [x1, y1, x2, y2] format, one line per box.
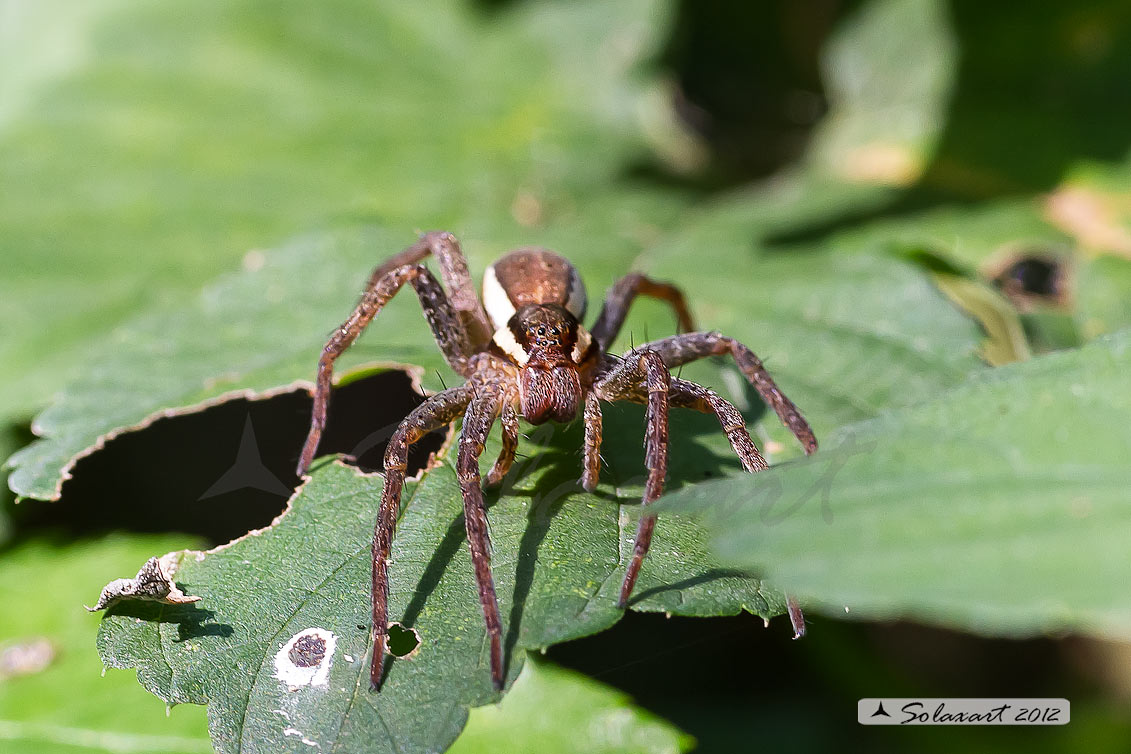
[273, 628, 337, 691]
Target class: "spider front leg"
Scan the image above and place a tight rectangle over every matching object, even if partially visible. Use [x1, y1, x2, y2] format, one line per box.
[591, 273, 696, 351]
[485, 397, 518, 487]
[456, 390, 507, 690]
[371, 385, 474, 690]
[641, 331, 817, 455]
[592, 350, 671, 607]
[297, 261, 473, 476]
[581, 392, 603, 492]
[669, 378, 768, 472]
[665, 360, 813, 640]
[365, 231, 492, 343]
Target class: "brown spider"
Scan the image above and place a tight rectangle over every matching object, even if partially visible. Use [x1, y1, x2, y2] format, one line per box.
[297, 231, 817, 691]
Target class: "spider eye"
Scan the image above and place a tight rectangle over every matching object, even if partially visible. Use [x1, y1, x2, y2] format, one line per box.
[535, 326, 546, 336]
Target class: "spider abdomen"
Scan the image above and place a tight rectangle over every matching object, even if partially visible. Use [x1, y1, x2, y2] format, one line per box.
[482, 248, 587, 329]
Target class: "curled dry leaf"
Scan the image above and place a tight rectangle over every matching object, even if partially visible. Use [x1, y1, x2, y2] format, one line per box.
[86, 555, 201, 612]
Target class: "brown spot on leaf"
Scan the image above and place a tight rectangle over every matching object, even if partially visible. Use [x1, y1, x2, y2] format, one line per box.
[288, 633, 328, 668]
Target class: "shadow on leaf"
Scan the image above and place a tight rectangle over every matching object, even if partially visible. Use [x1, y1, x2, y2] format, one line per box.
[105, 600, 233, 642]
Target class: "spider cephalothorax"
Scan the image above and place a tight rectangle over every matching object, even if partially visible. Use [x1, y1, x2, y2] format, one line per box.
[485, 249, 595, 424]
[297, 232, 817, 692]
[509, 304, 587, 424]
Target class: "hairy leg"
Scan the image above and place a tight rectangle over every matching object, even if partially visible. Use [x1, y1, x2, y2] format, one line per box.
[370, 385, 474, 690]
[669, 378, 768, 472]
[456, 390, 507, 689]
[593, 350, 671, 607]
[298, 262, 472, 476]
[590, 273, 696, 351]
[580, 392, 603, 491]
[597, 356, 811, 635]
[669, 374, 809, 640]
[637, 331, 817, 455]
[485, 396, 519, 486]
[366, 231, 492, 344]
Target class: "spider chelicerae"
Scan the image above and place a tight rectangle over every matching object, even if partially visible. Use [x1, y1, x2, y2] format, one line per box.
[296, 231, 817, 691]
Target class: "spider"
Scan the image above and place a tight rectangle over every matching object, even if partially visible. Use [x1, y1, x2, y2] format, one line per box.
[296, 231, 817, 691]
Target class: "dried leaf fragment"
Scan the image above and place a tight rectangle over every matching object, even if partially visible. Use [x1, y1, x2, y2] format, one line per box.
[86, 555, 201, 611]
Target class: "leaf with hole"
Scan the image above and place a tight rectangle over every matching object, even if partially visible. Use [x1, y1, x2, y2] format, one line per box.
[0, 0, 673, 429]
[97, 421, 790, 754]
[6, 213, 988, 502]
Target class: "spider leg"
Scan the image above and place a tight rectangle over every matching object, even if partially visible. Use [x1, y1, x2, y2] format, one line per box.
[485, 395, 519, 486]
[593, 350, 671, 608]
[580, 392, 603, 491]
[456, 389, 507, 690]
[669, 377, 768, 472]
[666, 376, 810, 640]
[297, 262, 473, 476]
[590, 273, 696, 351]
[371, 384, 474, 691]
[366, 231, 493, 344]
[636, 331, 817, 455]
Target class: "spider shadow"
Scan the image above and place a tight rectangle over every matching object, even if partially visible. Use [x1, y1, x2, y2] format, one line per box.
[497, 397, 772, 662]
[102, 599, 233, 642]
[392, 466, 574, 682]
[626, 568, 752, 606]
[394, 391, 774, 681]
[395, 511, 468, 675]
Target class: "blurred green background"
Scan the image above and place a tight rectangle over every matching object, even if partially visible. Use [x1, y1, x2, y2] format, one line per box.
[4, 0, 1131, 751]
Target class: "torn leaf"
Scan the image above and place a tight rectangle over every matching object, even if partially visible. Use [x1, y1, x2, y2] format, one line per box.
[86, 555, 201, 611]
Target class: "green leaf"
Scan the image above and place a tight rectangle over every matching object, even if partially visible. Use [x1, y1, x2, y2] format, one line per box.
[1079, 254, 1131, 338]
[449, 658, 692, 754]
[6, 217, 986, 501]
[97, 427, 783, 754]
[806, 0, 957, 186]
[647, 240, 985, 433]
[0, 535, 211, 754]
[7, 226, 449, 501]
[657, 330, 1131, 640]
[0, 0, 667, 426]
[6, 0, 988, 499]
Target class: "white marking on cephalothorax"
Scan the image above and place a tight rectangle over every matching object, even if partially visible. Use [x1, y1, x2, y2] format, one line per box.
[273, 628, 337, 691]
[564, 265, 587, 319]
[482, 265, 517, 330]
[492, 325, 529, 366]
[571, 326, 593, 363]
